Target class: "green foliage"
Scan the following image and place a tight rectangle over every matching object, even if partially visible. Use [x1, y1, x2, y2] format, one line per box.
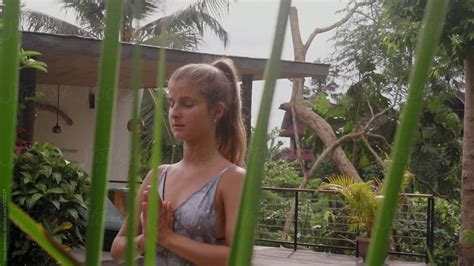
[463, 229, 474, 244]
[262, 159, 321, 189]
[384, 0, 474, 63]
[262, 160, 299, 187]
[433, 198, 460, 265]
[410, 99, 462, 199]
[19, 49, 48, 72]
[318, 176, 383, 237]
[319, 173, 413, 238]
[312, 92, 331, 115]
[139, 88, 182, 178]
[368, 0, 449, 263]
[361, 163, 385, 181]
[10, 143, 89, 265]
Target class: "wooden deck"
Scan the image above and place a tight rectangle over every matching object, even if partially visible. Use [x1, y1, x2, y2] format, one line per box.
[73, 246, 426, 265]
[252, 247, 426, 266]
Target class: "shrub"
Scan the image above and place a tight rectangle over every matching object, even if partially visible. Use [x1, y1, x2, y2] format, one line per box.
[10, 142, 90, 265]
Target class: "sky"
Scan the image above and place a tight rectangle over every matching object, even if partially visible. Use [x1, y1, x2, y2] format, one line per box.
[22, 0, 350, 142]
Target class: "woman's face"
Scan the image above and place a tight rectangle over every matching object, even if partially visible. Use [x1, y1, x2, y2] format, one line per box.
[167, 85, 216, 142]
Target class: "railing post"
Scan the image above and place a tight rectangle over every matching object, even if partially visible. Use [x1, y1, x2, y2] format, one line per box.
[429, 197, 435, 261]
[294, 191, 299, 251]
[425, 196, 435, 264]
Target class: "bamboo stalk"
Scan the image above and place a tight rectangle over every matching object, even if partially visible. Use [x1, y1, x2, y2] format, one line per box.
[366, 0, 449, 264]
[144, 38, 166, 266]
[85, 1, 124, 265]
[228, 1, 292, 265]
[0, 0, 20, 264]
[125, 33, 143, 266]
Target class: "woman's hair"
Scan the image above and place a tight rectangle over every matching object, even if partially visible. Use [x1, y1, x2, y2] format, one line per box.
[168, 58, 247, 166]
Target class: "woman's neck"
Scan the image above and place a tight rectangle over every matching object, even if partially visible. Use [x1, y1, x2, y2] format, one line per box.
[181, 137, 222, 166]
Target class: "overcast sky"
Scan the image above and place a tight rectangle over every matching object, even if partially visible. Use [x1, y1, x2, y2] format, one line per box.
[22, 0, 349, 138]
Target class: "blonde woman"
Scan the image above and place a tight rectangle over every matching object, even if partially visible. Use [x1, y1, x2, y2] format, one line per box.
[111, 58, 247, 265]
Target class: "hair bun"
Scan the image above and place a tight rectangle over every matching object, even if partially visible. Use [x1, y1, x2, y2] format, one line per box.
[212, 58, 238, 83]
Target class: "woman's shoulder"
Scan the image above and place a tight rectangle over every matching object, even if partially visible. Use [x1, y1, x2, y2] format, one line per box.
[226, 164, 245, 176]
[220, 164, 245, 185]
[142, 164, 173, 184]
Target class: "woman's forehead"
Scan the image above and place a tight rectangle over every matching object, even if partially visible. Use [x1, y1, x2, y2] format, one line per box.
[168, 84, 203, 99]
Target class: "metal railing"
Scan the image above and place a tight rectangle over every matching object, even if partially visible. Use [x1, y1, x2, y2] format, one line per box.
[256, 187, 435, 263]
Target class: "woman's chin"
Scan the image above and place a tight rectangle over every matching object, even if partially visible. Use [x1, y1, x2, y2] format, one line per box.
[172, 133, 187, 141]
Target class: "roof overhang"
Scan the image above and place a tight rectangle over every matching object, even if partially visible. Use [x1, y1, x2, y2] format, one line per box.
[21, 32, 330, 88]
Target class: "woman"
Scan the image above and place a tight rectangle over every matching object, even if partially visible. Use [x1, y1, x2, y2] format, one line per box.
[111, 58, 247, 265]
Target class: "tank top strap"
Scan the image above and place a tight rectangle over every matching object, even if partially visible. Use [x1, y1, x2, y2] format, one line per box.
[207, 166, 230, 189]
[158, 167, 169, 201]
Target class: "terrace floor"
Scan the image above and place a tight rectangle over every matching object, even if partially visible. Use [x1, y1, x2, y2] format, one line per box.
[251, 247, 425, 266]
[73, 246, 426, 265]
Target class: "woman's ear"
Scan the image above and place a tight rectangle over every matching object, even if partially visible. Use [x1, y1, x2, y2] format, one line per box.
[213, 102, 225, 122]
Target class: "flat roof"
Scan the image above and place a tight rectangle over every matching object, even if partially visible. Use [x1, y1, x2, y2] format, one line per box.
[21, 32, 330, 88]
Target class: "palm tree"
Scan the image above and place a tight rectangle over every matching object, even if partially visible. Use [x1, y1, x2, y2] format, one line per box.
[21, 0, 231, 172]
[21, 0, 230, 50]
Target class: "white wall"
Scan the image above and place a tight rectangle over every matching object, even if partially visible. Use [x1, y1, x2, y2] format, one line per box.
[33, 85, 134, 182]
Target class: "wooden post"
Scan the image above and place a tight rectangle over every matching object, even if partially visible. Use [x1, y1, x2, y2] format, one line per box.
[241, 74, 253, 143]
[19, 68, 37, 142]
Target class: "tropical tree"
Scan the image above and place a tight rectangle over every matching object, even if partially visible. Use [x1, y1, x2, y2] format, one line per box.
[21, 0, 230, 50]
[331, 0, 464, 196]
[381, 0, 474, 263]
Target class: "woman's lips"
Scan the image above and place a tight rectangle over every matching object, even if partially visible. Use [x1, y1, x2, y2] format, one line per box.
[172, 124, 185, 129]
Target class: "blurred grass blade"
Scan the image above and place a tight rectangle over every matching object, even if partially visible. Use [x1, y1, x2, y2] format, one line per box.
[85, 1, 124, 265]
[125, 32, 143, 266]
[0, 0, 20, 264]
[144, 40, 166, 266]
[125, 1, 145, 265]
[366, 0, 449, 265]
[9, 202, 79, 265]
[228, 0, 291, 265]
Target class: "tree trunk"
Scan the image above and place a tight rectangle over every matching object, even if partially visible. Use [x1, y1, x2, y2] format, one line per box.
[278, 4, 370, 243]
[288, 7, 362, 181]
[294, 101, 361, 180]
[459, 55, 474, 265]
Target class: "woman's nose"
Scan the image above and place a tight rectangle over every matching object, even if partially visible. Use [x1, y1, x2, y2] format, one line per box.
[169, 105, 180, 119]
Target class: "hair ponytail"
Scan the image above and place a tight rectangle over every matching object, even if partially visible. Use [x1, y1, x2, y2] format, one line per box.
[212, 59, 247, 166]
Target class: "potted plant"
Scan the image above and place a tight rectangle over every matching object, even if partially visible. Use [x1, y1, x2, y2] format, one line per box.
[318, 174, 411, 261]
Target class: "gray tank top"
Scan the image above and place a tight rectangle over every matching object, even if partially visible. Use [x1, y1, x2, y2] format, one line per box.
[154, 167, 227, 265]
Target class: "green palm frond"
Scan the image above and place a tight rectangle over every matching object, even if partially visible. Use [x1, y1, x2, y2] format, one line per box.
[141, 29, 201, 50]
[123, 0, 162, 20]
[21, 9, 92, 36]
[324, 175, 357, 188]
[318, 175, 382, 236]
[139, 1, 229, 49]
[60, 0, 106, 37]
[193, 0, 230, 21]
[140, 88, 181, 177]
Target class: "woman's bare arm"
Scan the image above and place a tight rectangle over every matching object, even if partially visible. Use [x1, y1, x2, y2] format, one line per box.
[110, 165, 167, 262]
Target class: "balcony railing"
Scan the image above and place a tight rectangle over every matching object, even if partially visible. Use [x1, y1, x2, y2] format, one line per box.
[256, 187, 434, 263]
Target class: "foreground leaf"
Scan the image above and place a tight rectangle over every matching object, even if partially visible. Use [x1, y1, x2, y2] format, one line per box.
[9, 203, 79, 265]
[228, 1, 292, 265]
[85, 1, 124, 265]
[367, 0, 449, 264]
[0, 1, 20, 264]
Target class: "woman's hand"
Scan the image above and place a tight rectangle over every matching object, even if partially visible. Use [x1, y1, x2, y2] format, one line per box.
[142, 185, 175, 247]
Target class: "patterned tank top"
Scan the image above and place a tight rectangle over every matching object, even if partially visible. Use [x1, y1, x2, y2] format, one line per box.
[153, 167, 227, 265]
